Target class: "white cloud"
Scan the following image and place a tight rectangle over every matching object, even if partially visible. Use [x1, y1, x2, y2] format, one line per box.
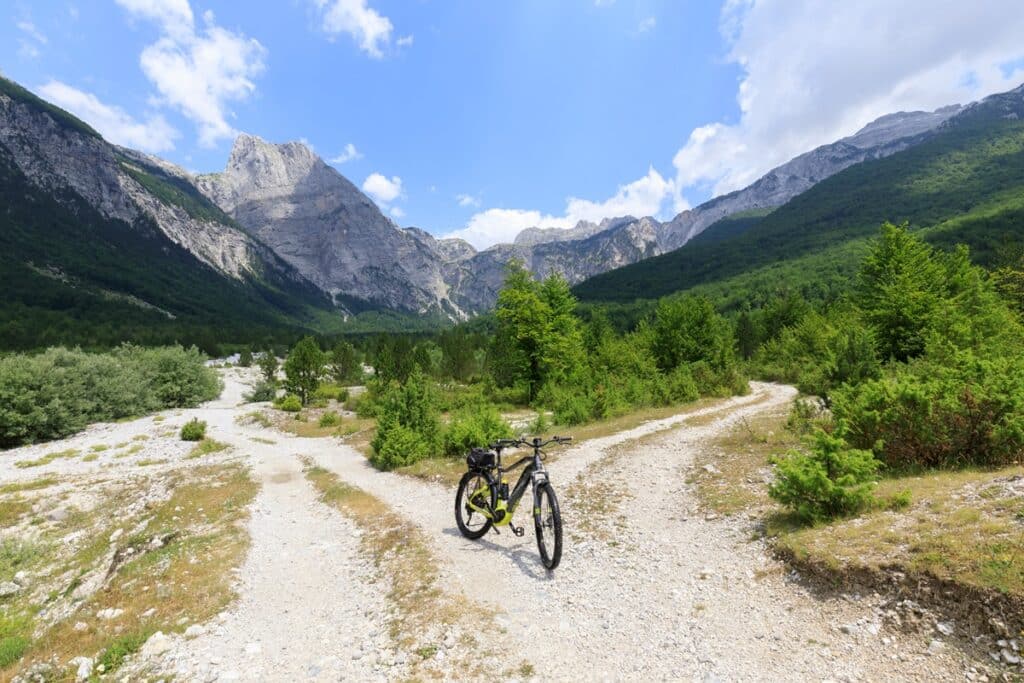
[330, 142, 363, 164]
[116, 0, 266, 147]
[37, 80, 179, 152]
[636, 16, 656, 34]
[444, 167, 678, 250]
[389, 206, 405, 219]
[18, 41, 40, 60]
[17, 21, 48, 45]
[456, 193, 480, 208]
[673, 0, 1024, 199]
[396, 34, 414, 48]
[313, 0, 394, 58]
[362, 172, 403, 203]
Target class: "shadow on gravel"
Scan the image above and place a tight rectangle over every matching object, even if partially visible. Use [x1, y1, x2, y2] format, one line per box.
[442, 527, 555, 581]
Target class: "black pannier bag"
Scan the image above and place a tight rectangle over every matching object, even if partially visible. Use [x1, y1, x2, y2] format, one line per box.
[467, 447, 496, 470]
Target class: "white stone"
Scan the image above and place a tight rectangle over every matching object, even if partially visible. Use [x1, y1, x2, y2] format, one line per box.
[185, 624, 206, 639]
[140, 631, 173, 658]
[70, 656, 93, 682]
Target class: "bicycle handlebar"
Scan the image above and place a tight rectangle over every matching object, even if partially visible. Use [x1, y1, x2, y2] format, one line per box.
[490, 435, 573, 450]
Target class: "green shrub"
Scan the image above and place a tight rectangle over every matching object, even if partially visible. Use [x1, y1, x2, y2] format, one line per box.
[0, 344, 219, 447]
[665, 364, 699, 403]
[97, 631, 151, 673]
[0, 635, 28, 668]
[179, 418, 207, 441]
[244, 380, 277, 403]
[371, 424, 433, 470]
[370, 370, 441, 470]
[833, 344, 1024, 469]
[540, 384, 592, 426]
[768, 428, 880, 523]
[239, 349, 253, 367]
[318, 411, 340, 428]
[313, 383, 349, 402]
[443, 401, 513, 456]
[278, 395, 302, 412]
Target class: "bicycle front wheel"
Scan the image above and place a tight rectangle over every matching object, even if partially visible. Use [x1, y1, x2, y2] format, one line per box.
[455, 471, 494, 540]
[534, 483, 562, 570]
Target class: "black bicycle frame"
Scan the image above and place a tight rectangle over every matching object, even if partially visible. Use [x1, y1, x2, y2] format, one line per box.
[490, 450, 545, 515]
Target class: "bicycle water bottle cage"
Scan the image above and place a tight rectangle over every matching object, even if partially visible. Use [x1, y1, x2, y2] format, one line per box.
[466, 448, 496, 470]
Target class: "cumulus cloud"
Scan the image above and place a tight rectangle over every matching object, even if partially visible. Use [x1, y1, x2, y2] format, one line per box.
[116, 0, 266, 147]
[389, 206, 405, 219]
[38, 80, 179, 152]
[17, 19, 47, 59]
[673, 0, 1024, 199]
[444, 167, 678, 250]
[330, 143, 363, 164]
[362, 172, 403, 203]
[313, 0, 394, 58]
[17, 21, 48, 45]
[396, 34, 414, 48]
[636, 16, 656, 34]
[456, 193, 480, 208]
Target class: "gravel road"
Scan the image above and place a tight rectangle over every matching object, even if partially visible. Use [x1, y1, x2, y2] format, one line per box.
[4, 370, 983, 681]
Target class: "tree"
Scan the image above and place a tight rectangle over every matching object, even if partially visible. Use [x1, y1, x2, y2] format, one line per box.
[650, 295, 734, 372]
[735, 310, 758, 360]
[257, 350, 279, 384]
[856, 222, 946, 361]
[494, 263, 585, 401]
[239, 348, 253, 368]
[328, 340, 359, 384]
[283, 336, 326, 405]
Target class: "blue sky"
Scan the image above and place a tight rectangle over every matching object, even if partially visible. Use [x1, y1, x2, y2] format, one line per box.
[4, 1, 1024, 249]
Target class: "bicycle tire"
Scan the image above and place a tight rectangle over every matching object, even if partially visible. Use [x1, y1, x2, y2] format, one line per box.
[534, 483, 562, 570]
[455, 470, 495, 539]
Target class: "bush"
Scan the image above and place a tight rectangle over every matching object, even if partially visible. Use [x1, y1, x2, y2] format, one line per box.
[239, 349, 253, 367]
[371, 424, 433, 470]
[244, 380, 278, 403]
[0, 345, 219, 447]
[180, 418, 207, 441]
[313, 383, 349, 402]
[539, 384, 592, 426]
[318, 411, 340, 428]
[277, 395, 302, 413]
[370, 370, 441, 470]
[443, 401, 513, 456]
[769, 428, 880, 523]
[833, 344, 1024, 469]
[665, 365, 700, 403]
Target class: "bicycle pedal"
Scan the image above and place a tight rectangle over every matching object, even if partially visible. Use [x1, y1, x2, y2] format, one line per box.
[511, 525, 525, 537]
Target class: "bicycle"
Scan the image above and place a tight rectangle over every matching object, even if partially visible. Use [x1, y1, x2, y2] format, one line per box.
[454, 435, 571, 570]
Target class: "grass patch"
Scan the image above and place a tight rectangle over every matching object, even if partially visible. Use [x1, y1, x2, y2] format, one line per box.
[135, 458, 168, 466]
[187, 439, 230, 459]
[0, 539, 44, 582]
[238, 411, 271, 428]
[82, 453, 98, 462]
[304, 461, 498, 678]
[0, 499, 31, 528]
[0, 477, 57, 494]
[89, 444, 110, 452]
[132, 434, 150, 442]
[690, 408, 798, 515]
[14, 449, 78, 469]
[4, 465, 258, 679]
[115, 444, 145, 458]
[249, 436, 276, 445]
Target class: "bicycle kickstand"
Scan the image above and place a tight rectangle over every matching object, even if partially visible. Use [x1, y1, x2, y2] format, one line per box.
[510, 524, 525, 537]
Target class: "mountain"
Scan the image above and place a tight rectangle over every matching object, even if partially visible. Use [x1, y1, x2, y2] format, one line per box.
[0, 77, 341, 350]
[573, 82, 1024, 307]
[195, 135, 464, 317]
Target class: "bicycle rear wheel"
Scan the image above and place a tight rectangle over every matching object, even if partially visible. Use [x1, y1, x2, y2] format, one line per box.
[534, 483, 562, 570]
[455, 471, 495, 539]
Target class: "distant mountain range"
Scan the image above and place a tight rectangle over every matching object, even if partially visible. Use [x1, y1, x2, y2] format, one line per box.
[1, 73, 1021, 346]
